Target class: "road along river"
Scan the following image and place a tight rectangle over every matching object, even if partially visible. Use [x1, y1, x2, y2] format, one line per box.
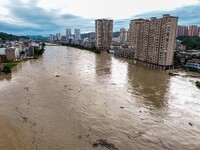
[0, 45, 200, 150]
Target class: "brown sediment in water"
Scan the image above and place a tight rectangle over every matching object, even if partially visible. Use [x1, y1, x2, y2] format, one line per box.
[0, 45, 200, 149]
[0, 116, 23, 150]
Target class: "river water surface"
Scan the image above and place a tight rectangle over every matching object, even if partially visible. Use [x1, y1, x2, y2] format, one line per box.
[0, 46, 200, 150]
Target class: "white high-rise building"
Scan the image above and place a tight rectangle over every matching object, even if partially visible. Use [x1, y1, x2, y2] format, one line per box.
[56, 33, 61, 41]
[74, 29, 81, 41]
[50, 34, 54, 43]
[120, 28, 126, 43]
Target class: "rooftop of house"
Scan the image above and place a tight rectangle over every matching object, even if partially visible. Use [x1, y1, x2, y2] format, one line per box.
[31, 42, 40, 47]
[188, 59, 200, 63]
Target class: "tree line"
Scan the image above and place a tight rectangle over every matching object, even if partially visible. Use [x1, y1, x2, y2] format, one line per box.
[177, 36, 200, 50]
[0, 32, 29, 42]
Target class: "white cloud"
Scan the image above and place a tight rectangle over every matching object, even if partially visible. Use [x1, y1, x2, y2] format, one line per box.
[0, 0, 9, 15]
[36, 0, 199, 19]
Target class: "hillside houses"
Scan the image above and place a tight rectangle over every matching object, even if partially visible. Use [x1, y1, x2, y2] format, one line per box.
[0, 41, 42, 62]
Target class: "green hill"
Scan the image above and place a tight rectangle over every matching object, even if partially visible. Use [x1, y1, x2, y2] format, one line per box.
[0, 32, 29, 41]
[177, 36, 200, 50]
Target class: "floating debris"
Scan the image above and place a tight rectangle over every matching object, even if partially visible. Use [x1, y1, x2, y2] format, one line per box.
[92, 139, 119, 150]
[189, 122, 193, 126]
[24, 87, 29, 91]
[22, 117, 28, 123]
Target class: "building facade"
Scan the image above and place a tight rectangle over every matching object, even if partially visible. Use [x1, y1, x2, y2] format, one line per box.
[177, 26, 188, 36]
[5, 47, 21, 61]
[120, 28, 127, 43]
[95, 19, 113, 50]
[66, 28, 72, 43]
[188, 25, 199, 37]
[56, 33, 61, 41]
[49, 34, 54, 43]
[74, 29, 81, 41]
[129, 14, 178, 68]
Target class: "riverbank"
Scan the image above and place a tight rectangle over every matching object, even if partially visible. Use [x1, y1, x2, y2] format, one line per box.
[0, 48, 45, 74]
[60, 43, 101, 54]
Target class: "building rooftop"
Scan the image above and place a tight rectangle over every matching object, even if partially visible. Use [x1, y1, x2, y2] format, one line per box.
[188, 59, 200, 63]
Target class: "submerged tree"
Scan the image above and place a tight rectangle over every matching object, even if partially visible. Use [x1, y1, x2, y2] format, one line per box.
[1, 65, 11, 74]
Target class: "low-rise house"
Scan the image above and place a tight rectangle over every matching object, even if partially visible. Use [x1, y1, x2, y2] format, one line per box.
[178, 44, 187, 51]
[28, 46, 34, 56]
[186, 59, 200, 71]
[111, 42, 121, 49]
[22, 42, 32, 57]
[112, 36, 120, 42]
[31, 42, 41, 53]
[5, 47, 21, 61]
[0, 48, 6, 63]
[186, 50, 200, 56]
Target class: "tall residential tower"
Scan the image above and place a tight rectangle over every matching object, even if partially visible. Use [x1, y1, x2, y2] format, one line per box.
[66, 28, 72, 43]
[188, 25, 199, 37]
[74, 29, 81, 41]
[120, 28, 128, 43]
[95, 19, 113, 50]
[129, 14, 178, 68]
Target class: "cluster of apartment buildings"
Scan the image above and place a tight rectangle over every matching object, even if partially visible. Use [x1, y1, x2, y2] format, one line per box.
[0, 41, 41, 63]
[95, 14, 178, 69]
[50, 29, 81, 44]
[50, 29, 96, 48]
[51, 14, 199, 69]
[177, 25, 200, 37]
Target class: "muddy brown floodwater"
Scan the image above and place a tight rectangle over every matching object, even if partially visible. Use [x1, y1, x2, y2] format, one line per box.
[0, 45, 200, 150]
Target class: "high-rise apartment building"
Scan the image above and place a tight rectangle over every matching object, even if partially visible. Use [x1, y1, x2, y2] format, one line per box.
[120, 28, 126, 43]
[198, 27, 200, 37]
[56, 33, 61, 41]
[95, 19, 113, 50]
[74, 29, 81, 41]
[50, 34, 54, 43]
[129, 14, 178, 67]
[177, 26, 188, 36]
[188, 25, 199, 36]
[66, 28, 72, 43]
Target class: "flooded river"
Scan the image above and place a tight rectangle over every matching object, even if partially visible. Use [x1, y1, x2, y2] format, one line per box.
[0, 46, 200, 150]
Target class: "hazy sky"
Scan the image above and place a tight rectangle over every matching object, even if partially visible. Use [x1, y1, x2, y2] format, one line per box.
[0, 0, 200, 36]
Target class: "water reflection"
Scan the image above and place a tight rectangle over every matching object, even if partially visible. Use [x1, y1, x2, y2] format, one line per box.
[95, 53, 111, 80]
[127, 63, 170, 108]
[94, 53, 170, 109]
[111, 57, 128, 86]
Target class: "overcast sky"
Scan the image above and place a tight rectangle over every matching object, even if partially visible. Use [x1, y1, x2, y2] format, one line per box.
[0, 0, 200, 36]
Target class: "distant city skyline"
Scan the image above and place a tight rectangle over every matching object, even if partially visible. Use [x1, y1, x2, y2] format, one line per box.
[0, 0, 200, 36]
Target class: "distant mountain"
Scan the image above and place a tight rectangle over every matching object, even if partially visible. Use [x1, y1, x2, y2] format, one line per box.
[0, 32, 29, 41]
[27, 35, 48, 40]
[81, 32, 95, 39]
[113, 32, 120, 37]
